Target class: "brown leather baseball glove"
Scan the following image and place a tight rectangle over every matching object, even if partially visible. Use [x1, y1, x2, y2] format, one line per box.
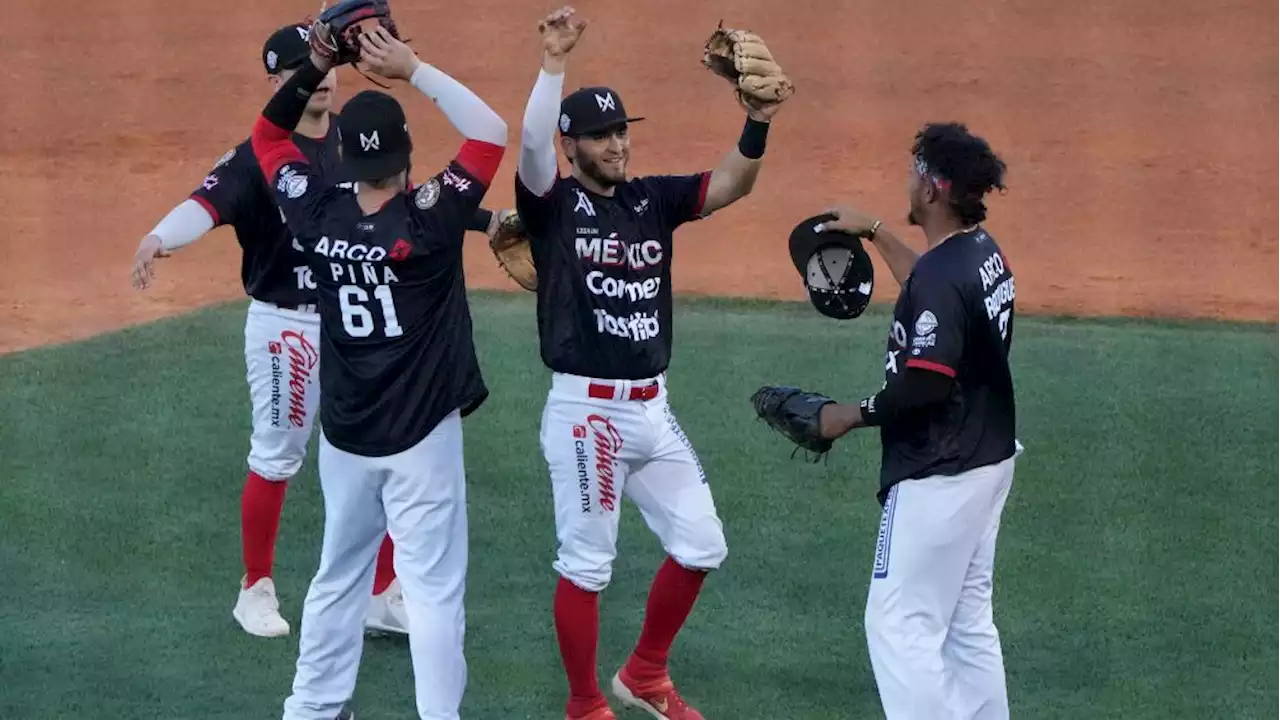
[489, 210, 536, 292]
[702, 22, 795, 109]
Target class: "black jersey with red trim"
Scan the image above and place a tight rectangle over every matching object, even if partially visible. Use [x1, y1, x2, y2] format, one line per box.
[878, 226, 1018, 495]
[189, 121, 349, 307]
[250, 116, 503, 456]
[514, 171, 710, 380]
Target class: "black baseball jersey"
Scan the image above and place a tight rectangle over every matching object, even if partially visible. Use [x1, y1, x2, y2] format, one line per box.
[514, 171, 710, 380]
[877, 227, 1018, 499]
[189, 121, 348, 307]
[253, 116, 503, 456]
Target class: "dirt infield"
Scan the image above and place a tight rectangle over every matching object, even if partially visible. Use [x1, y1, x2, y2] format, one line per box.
[1, 0, 1274, 354]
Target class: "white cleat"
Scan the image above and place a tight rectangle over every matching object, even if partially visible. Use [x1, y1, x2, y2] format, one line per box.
[232, 575, 291, 638]
[365, 579, 409, 636]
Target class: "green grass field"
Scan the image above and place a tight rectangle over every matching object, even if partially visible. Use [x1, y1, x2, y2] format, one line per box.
[1, 292, 1275, 719]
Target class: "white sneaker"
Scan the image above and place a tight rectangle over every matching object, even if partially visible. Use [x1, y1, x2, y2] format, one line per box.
[365, 579, 409, 635]
[232, 575, 290, 638]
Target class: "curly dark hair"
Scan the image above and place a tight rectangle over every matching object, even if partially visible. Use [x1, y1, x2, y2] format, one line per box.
[913, 122, 1007, 226]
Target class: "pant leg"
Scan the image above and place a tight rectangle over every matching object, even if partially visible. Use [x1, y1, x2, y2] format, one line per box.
[381, 411, 469, 720]
[283, 432, 386, 720]
[244, 301, 321, 480]
[624, 400, 727, 572]
[541, 394, 641, 592]
[943, 457, 1016, 720]
[863, 464, 1007, 720]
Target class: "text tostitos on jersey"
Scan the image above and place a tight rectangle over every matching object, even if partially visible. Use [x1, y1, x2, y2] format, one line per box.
[515, 172, 710, 380]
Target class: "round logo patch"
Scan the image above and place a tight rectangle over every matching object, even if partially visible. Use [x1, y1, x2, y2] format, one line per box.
[414, 178, 441, 210]
[559, 113, 571, 133]
[214, 147, 236, 168]
[915, 310, 938, 336]
[266, 50, 278, 71]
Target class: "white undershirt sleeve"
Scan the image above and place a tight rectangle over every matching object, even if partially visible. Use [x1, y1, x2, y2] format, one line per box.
[150, 198, 216, 251]
[518, 68, 563, 196]
[409, 62, 507, 146]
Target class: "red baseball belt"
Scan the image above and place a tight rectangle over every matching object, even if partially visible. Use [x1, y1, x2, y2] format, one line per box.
[587, 380, 659, 401]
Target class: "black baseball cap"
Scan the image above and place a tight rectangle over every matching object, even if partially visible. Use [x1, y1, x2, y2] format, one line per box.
[263, 23, 312, 75]
[338, 90, 413, 182]
[559, 86, 645, 137]
[789, 213, 875, 320]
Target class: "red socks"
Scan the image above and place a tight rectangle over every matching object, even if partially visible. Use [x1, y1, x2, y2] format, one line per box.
[373, 534, 397, 595]
[555, 577, 607, 716]
[241, 471, 288, 587]
[241, 470, 398, 596]
[625, 556, 708, 680]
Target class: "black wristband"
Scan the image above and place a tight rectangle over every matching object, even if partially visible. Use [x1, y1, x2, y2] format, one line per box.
[262, 59, 328, 133]
[468, 208, 494, 232]
[859, 395, 882, 427]
[738, 117, 770, 159]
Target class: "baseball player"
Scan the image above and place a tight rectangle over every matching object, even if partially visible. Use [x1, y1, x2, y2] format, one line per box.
[513, 8, 788, 719]
[248, 9, 505, 718]
[129, 22, 507, 641]
[810, 122, 1018, 719]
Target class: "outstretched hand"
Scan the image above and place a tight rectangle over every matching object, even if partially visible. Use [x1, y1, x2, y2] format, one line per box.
[815, 205, 881, 237]
[540, 6, 587, 60]
[358, 27, 419, 81]
[131, 235, 169, 290]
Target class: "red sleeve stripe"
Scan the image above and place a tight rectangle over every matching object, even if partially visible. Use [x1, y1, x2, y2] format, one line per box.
[454, 140, 505, 187]
[693, 171, 711, 216]
[906, 358, 957, 378]
[250, 115, 306, 182]
[189, 194, 220, 226]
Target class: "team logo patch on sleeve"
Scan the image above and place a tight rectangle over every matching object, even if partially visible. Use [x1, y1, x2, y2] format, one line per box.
[214, 148, 236, 168]
[277, 166, 308, 199]
[414, 178, 440, 210]
[915, 310, 938, 336]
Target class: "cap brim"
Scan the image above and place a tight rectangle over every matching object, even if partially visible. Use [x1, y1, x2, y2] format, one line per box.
[564, 116, 646, 137]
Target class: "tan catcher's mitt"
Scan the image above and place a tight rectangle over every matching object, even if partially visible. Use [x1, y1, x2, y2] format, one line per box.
[489, 210, 536, 292]
[702, 22, 795, 109]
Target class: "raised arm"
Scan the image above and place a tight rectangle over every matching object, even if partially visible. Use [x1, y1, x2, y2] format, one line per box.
[816, 207, 919, 287]
[250, 50, 332, 181]
[357, 27, 507, 185]
[699, 28, 793, 216]
[700, 106, 775, 216]
[518, 7, 587, 196]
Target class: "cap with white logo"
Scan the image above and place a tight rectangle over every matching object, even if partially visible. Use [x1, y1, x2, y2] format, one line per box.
[338, 90, 414, 182]
[262, 23, 312, 75]
[558, 86, 646, 138]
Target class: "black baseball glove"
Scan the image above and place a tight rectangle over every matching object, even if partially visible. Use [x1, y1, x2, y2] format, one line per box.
[749, 386, 836, 461]
[309, 0, 400, 67]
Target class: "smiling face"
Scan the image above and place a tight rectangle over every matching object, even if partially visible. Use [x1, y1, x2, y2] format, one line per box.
[562, 124, 630, 189]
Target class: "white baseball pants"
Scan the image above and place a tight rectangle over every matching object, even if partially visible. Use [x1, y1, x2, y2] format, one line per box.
[865, 448, 1020, 720]
[283, 411, 468, 720]
[540, 372, 728, 592]
[243, 299, 321, 480]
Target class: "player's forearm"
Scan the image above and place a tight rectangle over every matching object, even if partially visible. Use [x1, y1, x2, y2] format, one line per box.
[251, 57, 326, 180]
[869, 226, 919, 287]
[259, 59, 327, 136]
[148, 198, 215, 251]
[819, 370, 953, 439]
[518, 67, 564, 196]
[858, 369, 953, 429]
[409, 63, 507, 147]
[468, 208, 494, 233]
[703, 117, 770, 213]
